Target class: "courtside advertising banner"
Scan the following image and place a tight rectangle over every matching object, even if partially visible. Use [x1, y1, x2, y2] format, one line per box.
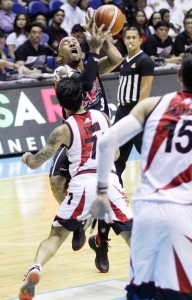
[0, 86, 63, 156]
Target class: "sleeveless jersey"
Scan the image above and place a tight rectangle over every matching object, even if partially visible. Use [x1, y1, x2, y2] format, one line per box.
[65, 64, 109, 116]
[65, 110, 111, 178]
[133, 91, 192, 204]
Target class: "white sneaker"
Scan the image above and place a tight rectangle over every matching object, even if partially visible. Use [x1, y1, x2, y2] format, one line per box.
[19, 264, 42, 300]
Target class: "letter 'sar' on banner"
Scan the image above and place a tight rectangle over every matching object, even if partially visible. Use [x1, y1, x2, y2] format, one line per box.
[0, 87, 63, 156]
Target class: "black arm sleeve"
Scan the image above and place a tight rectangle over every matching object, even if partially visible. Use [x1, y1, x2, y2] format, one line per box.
[79, 53, 100, 92]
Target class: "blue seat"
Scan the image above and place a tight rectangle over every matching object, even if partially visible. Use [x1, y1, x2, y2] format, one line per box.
[90, 0, 102, 9]
[49, 0, 63, 13]
[47, 56, 56, 70]
[11, 2, 27, 14]
[28, 1, 49, 15]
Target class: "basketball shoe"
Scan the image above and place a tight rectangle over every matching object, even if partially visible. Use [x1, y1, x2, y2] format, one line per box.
[72, 226, 86, 251]
[88, 235, 110, 273]
[19, 264, 42, 300]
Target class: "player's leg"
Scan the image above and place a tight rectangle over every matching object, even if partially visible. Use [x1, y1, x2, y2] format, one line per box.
[88, 173, 133, 273]
[49, 145, 70, 204]
[19, 226, 70, 300]
[88, 221, 111, 273]
[114, 105, 134, 186]
[49, 175, 68, 204]
[115, 141, 133, 186]
[126, 201, 158, 300]
[49, 145, 86, 250]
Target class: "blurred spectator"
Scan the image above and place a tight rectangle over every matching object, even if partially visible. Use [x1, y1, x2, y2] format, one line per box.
[174, 14, 192, 57]
[180, 0, 192, 15]
[136, 0, 153, 20]
[15, 22, 53, 73]
[71, 23, 89, 63]
[147, 0, 166, 11]
[186, 9, 192, 17]
[158, 0, 184, 32]
[0, 57, 35, 75]
[48, 9, 68, 52]
[34, 12, 50, 44]
[60, 0, 85, 36]
[0, 0, 16, 36]
[119, 0, 137, 25]
[6, 13, 31, 60]
[78, 0, 94, 18]
[144, 20, 181, 64]
[159, 8, 179, 39]
[134, 10, 151, 45]
[0, 30, 7, 59]
[148, 11, 162, 34]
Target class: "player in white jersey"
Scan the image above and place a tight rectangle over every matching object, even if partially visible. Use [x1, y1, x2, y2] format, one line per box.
[18, 77, 133, 300]
[81, 51, 192, 300]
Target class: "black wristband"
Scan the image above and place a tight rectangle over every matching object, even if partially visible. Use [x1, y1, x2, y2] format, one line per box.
[97, 183, 108, 195]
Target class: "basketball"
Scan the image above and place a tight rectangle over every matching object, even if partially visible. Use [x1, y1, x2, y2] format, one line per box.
[94, 4, 125, 36]
[53, 65, 71, 82]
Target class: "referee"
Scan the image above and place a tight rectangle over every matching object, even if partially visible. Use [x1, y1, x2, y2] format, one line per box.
[114, 25, 154, 186]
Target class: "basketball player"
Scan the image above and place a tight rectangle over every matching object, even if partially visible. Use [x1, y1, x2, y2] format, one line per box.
[50, 11, 124, 273]
[19, 77, 133, 300]
[82, 51, 192, 300]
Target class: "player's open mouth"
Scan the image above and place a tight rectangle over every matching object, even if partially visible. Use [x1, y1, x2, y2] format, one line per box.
[71, 48, 78, 54]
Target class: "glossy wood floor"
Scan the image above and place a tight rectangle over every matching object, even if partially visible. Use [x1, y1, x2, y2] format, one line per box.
[0, 160, 140, 300]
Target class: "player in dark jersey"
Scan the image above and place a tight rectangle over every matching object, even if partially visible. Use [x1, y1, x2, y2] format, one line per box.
[49, 17, 124, 273]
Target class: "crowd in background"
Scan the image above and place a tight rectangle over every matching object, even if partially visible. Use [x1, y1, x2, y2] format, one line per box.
[0, 0, 192, 76]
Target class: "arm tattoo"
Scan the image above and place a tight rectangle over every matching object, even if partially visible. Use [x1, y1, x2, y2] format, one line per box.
[32, 126, 65, 166]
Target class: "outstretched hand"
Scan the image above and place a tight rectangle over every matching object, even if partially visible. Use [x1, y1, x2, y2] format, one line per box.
[81, 8, 112, 54]
[78, 194, 113, 231]
[85, 23, 112, 54]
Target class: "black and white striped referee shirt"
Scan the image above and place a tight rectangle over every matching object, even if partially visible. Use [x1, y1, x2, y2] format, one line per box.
[117, 50, 154, 106]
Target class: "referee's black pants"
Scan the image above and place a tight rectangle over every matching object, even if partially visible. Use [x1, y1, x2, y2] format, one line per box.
[114, 104, 143, 186]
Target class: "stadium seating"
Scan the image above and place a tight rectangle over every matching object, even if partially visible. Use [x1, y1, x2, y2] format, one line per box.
[28, 1, 49, 16]
[47, 55, 56, 70]
[49, 0, 63, 13]
[11, 2, 28, 14]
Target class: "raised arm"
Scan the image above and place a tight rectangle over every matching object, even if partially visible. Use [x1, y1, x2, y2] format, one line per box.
[97, 38, 123, 74]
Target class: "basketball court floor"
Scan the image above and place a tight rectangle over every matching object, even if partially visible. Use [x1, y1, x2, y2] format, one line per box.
[0, 149, 140, 300]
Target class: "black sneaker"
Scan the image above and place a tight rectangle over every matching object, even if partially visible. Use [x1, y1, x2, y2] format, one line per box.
[19, 264, 42, 300]
[72, 226, 86, 251]
[88, 235, 109, 273]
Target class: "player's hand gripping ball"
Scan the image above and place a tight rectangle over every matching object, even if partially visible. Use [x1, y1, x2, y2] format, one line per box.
[94, 4, 125, 36]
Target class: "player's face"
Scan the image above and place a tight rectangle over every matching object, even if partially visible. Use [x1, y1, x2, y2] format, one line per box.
[59, 37, 83, 65]
[123, 30, 142, 54]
